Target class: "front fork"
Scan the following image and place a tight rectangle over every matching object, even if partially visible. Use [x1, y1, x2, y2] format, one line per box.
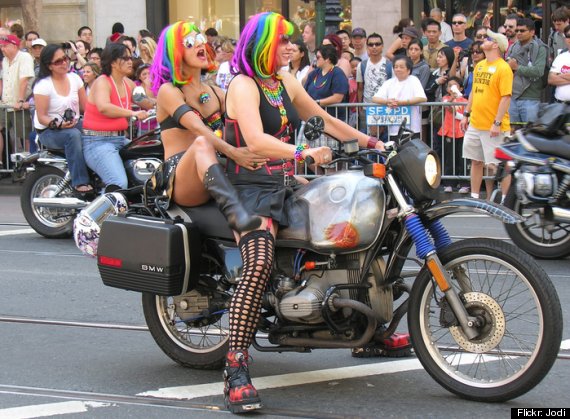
[386, 174, 479, 340]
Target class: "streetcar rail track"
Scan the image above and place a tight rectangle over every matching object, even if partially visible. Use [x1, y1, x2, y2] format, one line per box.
[1, 315, 569, 359]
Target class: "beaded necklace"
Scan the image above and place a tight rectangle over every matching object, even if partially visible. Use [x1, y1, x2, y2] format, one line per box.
[255, 76, 288, 128]
[313, 66, 334, 89]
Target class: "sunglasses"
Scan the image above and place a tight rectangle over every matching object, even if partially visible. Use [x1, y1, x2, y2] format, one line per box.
[452, 21, 466, 25]
[51, 56, 70, 65]
[515, 29, 529, 33]
[475, 34, 486, 39]
[183, 33, 206, 48]
[471, 50, 483, 54]
[566, 34, 570, 39]
[367, 42, 383, 47]
[279, 34, 291, 44]
[504, 25, 515, 29]
[120, 55, 133, 61]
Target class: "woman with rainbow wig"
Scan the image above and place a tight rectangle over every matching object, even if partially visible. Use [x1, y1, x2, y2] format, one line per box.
[222, 11, 385, 413]
[149, 21, 267, 233]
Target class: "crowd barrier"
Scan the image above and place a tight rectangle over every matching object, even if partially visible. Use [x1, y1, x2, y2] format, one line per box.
[0, 101, 503, 183]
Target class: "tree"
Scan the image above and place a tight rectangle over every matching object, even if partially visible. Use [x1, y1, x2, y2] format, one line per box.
[21, 0, 42, 33]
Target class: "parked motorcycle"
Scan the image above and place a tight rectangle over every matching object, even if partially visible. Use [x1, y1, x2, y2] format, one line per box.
[12, 116, 162, 238]
[496, 103, 570, 259]
[86, 118, 562, 403]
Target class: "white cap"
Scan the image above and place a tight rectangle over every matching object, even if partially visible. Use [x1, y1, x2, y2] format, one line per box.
[31, 38, 47, 47]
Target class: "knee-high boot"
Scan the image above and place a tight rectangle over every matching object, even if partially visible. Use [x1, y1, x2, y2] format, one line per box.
[203, 164, 261, 233]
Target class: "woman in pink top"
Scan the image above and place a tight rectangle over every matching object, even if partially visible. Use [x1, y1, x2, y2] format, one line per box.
[82, 43, 149, 190]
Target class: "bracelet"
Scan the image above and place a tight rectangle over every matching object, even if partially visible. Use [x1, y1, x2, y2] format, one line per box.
[294, 144, 309, 163]
[464, 111, 471, 118]
[367, 136, 379, 149]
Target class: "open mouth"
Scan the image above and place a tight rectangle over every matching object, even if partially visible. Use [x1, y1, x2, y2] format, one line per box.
[197, 49, 206, 58]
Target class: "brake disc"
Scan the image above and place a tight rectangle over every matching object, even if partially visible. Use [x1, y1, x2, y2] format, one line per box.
[448, 292, 506, 353]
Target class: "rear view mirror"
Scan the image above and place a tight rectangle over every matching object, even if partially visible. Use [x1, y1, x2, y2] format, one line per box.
[303, 116, 324, 143]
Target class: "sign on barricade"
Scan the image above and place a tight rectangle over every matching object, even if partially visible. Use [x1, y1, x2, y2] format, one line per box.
[366, 106, 411, 126]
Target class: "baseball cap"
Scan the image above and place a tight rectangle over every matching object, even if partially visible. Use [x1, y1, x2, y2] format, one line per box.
[486, 29, 508, 53]
[31, 38, 47, 47]
[0, 34, 20, 46]
[399, 27, 422, 40]
[352, 27, 367, 38]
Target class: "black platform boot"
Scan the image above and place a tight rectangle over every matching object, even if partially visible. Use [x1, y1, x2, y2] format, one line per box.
[203, 164, 261, 233]
[224, 350, 262, 413]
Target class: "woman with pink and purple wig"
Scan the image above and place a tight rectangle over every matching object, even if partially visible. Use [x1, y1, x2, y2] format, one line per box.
[149, 21, 266, 233]
[222, 11, 385, 413]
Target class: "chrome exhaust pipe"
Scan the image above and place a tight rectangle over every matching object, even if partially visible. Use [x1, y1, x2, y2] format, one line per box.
[32, 197, 88, 209]
[552, 207, 570, 224]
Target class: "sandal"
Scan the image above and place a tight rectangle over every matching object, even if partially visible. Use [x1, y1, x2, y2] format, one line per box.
[74, 184, 94, 193]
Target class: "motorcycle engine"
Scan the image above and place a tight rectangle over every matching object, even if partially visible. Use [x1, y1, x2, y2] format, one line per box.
[275, 255, 394, 324]
[516, 165, 557, 203]
[124, 158, 162, 184]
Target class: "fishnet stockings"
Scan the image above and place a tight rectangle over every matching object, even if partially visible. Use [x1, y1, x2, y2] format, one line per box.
[229, 230, 274, 351]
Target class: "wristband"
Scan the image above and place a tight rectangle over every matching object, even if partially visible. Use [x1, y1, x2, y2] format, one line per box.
[294, 144, 309, 163]
[464, 111, 471, 118]
[367, 136, 379, 149]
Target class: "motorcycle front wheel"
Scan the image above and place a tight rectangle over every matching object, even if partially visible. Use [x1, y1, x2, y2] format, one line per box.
[20, 166, 75, 238]
[408, 238, 562, 402]
[504, 185, 570, 259]
[142, 256, 230, 369]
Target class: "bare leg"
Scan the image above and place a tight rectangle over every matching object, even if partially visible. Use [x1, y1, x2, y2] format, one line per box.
[470, 160, 484, 197]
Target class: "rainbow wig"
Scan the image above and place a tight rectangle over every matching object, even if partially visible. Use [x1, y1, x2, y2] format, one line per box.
[231, 12, 294, 79]
[149, 21, 202, 95]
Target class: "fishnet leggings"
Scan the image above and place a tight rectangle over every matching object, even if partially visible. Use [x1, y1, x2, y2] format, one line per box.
[229, 230, 275, 351]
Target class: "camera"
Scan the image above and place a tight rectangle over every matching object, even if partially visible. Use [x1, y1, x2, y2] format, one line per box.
[62, 108, 76, 122]
[61, 42, 73, 50]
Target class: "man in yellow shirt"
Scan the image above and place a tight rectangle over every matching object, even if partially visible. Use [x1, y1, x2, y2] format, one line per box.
[460, 29, 512, 202]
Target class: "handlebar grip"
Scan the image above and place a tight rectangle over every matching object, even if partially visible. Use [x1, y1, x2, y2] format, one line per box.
[304, 155, 315, 166]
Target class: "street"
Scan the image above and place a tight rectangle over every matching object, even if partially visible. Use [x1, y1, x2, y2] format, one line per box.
[0, 192, 569, 418]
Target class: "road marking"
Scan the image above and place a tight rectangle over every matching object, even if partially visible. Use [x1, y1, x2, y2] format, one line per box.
[0, 229, 35, 237]
[139, 358, 424, 400]
[0, 401, 111, 418]
[561, 339, 570, 350]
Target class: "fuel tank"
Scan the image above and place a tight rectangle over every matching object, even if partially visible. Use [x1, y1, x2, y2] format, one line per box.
[278, 171, 385, 253]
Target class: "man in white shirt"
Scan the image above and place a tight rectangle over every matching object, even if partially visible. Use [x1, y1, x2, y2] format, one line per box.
[0, 34, 35, 159]
[548, 24, 570, 103]
[430, 8, 452, 43]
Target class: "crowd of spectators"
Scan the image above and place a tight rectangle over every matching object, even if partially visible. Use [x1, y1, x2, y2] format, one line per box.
[0, 4, 568, 199]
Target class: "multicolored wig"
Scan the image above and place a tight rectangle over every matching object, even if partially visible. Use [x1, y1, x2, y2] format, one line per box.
[150, 21, 205, 95]
[231, 12, 294, 79]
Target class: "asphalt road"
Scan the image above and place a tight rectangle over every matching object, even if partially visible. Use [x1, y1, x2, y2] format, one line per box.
[0, 193, 569, 418]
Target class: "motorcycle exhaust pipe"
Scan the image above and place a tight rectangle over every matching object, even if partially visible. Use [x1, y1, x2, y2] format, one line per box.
[278, 297, 377, 349]
[32, 197, 88, 209]
[552, 207, 570, 224]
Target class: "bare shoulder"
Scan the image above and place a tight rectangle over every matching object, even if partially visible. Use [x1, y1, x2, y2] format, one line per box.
[228, 74, 257, 92]
[157, 83, 184, 102]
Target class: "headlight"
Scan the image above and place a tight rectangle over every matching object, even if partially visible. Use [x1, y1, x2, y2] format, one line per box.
[425, 154, 440, 187]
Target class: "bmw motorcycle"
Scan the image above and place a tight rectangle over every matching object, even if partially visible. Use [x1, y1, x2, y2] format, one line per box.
[496, 103, 570, 259]
[89, 118, 562, 403]
[12, 118, 162, 238]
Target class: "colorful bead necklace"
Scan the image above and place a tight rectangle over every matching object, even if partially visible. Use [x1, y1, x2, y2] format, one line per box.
[313, 67, 334, 89]
[199, 91, 211, 104]
[255, 76, 288, 128]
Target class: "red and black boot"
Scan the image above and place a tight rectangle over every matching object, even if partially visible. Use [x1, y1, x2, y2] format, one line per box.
[223, 350, 262, 413]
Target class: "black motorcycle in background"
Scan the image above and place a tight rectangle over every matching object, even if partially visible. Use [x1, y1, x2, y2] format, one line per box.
[496, 103, 570, 259]
[12, 115, 162, 238]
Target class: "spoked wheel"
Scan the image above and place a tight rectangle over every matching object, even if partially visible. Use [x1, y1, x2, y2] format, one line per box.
[504, 185, 570, 259]
[20, 166, 75, 238]
[142, 255, 230, 369]
[408, 238, 562, 402]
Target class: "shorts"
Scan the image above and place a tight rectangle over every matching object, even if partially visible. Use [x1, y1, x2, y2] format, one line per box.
[462, 126, 508, 165]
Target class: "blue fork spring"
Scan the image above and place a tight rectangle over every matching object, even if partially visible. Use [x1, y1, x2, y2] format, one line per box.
[405, 214, 435, 259]
[428, 219, 452, 251]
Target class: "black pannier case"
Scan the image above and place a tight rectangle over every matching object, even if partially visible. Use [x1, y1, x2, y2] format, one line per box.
[97, 215, 201, 295]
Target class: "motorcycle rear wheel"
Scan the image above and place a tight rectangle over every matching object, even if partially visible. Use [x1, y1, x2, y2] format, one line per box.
[20, 166, 74, 238]
[408, 238, 562, 402]
[504, 185, 570, 259]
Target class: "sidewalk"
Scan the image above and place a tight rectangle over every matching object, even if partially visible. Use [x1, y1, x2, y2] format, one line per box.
[0, 174, 21, 196]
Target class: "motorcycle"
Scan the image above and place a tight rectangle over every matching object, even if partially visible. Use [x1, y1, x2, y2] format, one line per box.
[12, 113, 162, 238]
[87, 118, 562, 403]
[496, 103, 570, 259]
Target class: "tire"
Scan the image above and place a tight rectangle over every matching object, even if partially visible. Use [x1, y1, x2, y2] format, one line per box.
[142, 256, 230, 369]
[504, 184, 570, 259]
[408, 238, 562, 402]
[20, 166, 75, 238]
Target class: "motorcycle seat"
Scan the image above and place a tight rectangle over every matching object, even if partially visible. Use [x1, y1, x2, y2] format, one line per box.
[524, 133, 570, 160]
[42, 148, 66, 158]
[180, 201, 235, 240]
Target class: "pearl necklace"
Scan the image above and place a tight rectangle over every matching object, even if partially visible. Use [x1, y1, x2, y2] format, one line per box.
[109, 75, 129, 110]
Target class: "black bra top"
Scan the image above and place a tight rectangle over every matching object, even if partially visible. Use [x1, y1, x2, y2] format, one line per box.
[160, 85, 224, 132]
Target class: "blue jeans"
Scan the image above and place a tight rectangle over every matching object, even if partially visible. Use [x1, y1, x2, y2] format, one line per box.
[82, 135, 129, 189]
[38, 127, 90, 187]
[509, 98, 540, 125]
